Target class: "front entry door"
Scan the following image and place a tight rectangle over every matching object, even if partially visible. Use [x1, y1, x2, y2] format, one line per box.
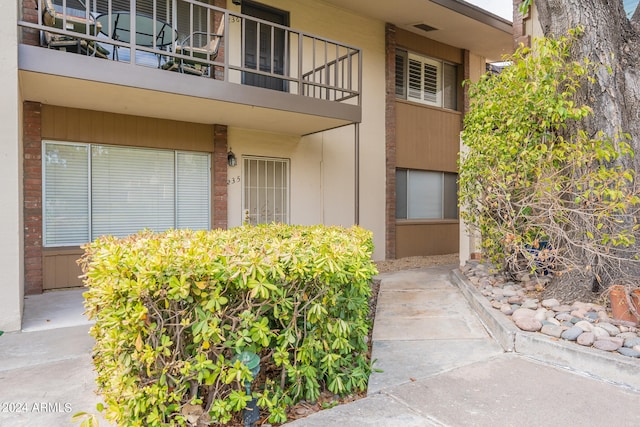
[242, 1, 289, 91]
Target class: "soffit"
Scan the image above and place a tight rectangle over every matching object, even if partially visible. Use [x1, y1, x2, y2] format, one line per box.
[322, 0, 513, 61]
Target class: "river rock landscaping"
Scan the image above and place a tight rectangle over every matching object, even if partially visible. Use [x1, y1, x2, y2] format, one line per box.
[461, 261, 640, 359]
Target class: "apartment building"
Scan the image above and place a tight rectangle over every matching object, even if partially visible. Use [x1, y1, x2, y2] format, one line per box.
[0, 0, 511, 331]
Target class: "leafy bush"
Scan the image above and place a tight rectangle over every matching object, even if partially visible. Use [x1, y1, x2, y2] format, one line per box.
[80, 224, 377, 426]
[459, 28, 640, 287]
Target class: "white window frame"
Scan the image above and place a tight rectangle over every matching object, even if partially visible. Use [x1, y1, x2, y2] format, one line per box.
[43, 141, 211, 247]
[408, 53, 442, 107]
[242, 156, 290, 225]
[396, 50, 458, 110]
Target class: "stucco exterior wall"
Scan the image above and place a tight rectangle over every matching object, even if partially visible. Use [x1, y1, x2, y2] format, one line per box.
[226, 123, 373, 244]
[459, 51, 486, 265]
[467, 51, 486, 82]
[226, 0, 387, 259]
[526, 4, 543, 40]
[0, 2, 23, 331]
[226, 128, 312, 227]
[289, 0, 387, 260]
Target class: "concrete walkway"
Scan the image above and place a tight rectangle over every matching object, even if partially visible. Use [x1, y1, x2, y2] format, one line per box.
[0, 289, 110, 427]
[2, 265, 640, 426]
[285, 265, 640, 426]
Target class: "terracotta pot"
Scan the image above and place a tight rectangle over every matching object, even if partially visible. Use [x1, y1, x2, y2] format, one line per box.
[609, 285, 639, 324]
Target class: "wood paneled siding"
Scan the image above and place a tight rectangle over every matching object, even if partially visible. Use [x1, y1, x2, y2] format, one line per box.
[396, 222, 459, 258]
[43, 248, 84, 289]
[391, 29, 463, 258]
[41, 106, 214, 151]
[395, 28, 463, 173]
[396, 29, 463, 65]
[395, 101, 461, 171]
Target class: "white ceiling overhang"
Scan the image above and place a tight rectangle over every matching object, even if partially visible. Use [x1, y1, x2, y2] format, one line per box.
[323, 0, 513, 61]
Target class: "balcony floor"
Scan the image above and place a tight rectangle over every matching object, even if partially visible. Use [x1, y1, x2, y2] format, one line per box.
[19, 45, 360, 135]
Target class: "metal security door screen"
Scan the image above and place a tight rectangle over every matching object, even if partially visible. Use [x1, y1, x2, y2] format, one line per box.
[243, 157, 289, 225]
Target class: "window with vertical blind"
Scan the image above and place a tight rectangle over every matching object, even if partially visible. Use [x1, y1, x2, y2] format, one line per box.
[43, 141, 210, 247]
[43, 142, 90, 246]
[396, 169, 458, 220]
[243, 156, 289, 225]
[396, 50, 458, 110]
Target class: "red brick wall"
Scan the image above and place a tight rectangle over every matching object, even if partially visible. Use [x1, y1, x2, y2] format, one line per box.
[211, 0, 226, 80]
[385, 23, 397, 260]
[463, 49, 470, 114]
[513, 0, 531, 49]
[213, 124, 228, 230]
[21, 0, 40, 46]
[23, 102, 43, 295]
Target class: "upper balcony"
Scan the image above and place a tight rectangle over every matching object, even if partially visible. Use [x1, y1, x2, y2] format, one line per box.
[17, 0, 362, 135]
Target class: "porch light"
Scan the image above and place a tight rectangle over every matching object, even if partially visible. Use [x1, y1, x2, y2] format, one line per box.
[227, 149, 237, 167]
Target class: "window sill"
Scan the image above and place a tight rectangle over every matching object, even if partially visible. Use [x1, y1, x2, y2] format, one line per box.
[43, 246, 84, 254]
[396, 219, 459, 226]
[395, 99, 462, 115]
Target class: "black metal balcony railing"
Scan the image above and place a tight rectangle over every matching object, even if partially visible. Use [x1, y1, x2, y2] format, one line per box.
[18, 0, 361, 105]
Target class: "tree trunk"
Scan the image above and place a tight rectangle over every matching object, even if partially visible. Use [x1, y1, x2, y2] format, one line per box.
[534, 1, 640, 285]
[535, 0, 640, 171]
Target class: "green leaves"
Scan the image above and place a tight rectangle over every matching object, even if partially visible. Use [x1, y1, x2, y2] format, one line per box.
[459, 28, 640, 279]
[80, 224, 377, 426]
[247, 279, 278, 300]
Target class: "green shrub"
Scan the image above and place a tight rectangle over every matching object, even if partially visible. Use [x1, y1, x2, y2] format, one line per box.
[459, 28, 640, 284]
[81, 224, 377, 426]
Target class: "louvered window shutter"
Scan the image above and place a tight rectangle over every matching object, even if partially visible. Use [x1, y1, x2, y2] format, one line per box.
[407, 54, 442, 106]
[407, 57, 422, 101]
[422, 61, 438, 104]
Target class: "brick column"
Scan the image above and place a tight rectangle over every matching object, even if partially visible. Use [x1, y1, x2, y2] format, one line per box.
[385, 23, 397, 260]
[213, 124, 228, 230]
[513, 0, 531, 49]
[23, 101, 43, 295]
[212, 0, 226, 80]
[463, 49, 470, 114]
[21, 0, 40, 46]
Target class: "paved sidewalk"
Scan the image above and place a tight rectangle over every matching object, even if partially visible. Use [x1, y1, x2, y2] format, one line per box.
[2, 265, 640, 426]
[0, 290, 110, 427]
[285, 265, 640, 426]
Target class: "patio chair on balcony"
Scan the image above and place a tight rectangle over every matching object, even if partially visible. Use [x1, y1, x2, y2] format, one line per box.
[162, 20, 224, 77]
[41, 0, 109, 59]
